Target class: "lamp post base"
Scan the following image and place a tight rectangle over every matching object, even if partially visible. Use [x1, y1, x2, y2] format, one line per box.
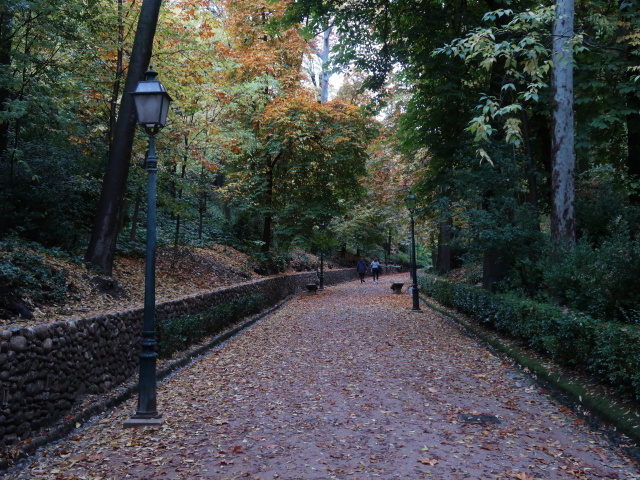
[124, 414, 164, 428]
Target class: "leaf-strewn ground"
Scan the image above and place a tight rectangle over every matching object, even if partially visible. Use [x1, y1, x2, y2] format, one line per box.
[3, 245, 263, 329]
[4, 274, 639, 479]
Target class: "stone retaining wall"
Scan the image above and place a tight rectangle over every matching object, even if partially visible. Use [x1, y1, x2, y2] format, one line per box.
[0, 268, 357, 448]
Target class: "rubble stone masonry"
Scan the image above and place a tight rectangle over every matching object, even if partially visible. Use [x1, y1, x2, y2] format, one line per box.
[0, 269, 357, 448]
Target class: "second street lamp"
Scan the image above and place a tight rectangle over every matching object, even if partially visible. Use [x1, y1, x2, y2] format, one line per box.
[405, 191, 421, 312]
[318, 222, 325, 290]
[124, 68, 172, 428]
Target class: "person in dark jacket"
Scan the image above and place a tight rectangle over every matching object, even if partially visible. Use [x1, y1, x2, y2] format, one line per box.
[356, 257, 367, 283]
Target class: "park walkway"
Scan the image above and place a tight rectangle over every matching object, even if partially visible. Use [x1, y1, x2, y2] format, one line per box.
[4, 273, 640, 479]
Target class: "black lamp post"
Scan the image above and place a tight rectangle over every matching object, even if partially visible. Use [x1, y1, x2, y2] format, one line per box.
[318, 222, 325, 290]
[386, 228, 391, 266]
[405, 191, 421, 312]
[124, 68, 172, 428]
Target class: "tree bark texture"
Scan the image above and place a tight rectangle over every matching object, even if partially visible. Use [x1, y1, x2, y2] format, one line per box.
[85, 0, 164, 274]
[550, 0, 576, 245]
[320, 27, 332, 104]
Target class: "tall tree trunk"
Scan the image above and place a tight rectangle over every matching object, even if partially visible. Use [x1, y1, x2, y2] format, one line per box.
[620, 0, 640, 204]
[198, 193, 206, 239]
[550, 0, 576, 246]
[199, 164, 207, 239]
[261, 165, 274, 253]
[173, 161, 186, 248]
[0, 9, 13, 163]
[107, 0, 125, 151]
[319, 26, 332, 104]
[6, 10, 32, 183]
[520, 109, 540, 228]
[85, 0, 164, 274]
[627, 94, 640, 205]
[129, 187, 142, 241]
[436, 218, 452, 274]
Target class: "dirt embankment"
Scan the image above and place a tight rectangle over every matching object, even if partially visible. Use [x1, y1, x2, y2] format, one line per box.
[1, 245, 319, 329]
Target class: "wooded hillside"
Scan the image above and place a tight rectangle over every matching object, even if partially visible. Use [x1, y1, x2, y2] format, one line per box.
[0, 0, 639, 326]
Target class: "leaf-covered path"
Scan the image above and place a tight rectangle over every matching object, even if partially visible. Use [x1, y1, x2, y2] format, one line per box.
[6, 274, 639, 479]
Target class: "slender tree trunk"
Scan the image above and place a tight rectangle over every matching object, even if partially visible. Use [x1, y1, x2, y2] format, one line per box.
[261, 165, 274, 253]
[199, 194, 205, 239]
[195, 147, 204, 240]
[0, 10, 10, 235]
[173, 162, 186, 248]
[0, 9, 13, 164]
[627, 95, 640, 204]
[85, 0, 164, 274]
[520, 109, 540, 228]
[107, 0, 125, 151]
[436, 218, 452, 274]
[6, 11, 31, 183]
[260, 153, 281, 254]
[319, 26, 332, 104]
[620, 0, 640, 204]
[550, 0, 576, 246]
[129, 187, 142, 241]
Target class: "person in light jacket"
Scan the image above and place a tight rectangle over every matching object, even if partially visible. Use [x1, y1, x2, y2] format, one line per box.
[370, 257, 381, 283]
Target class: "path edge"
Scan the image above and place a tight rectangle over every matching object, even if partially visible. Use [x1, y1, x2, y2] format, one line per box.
[419, 294, 640, 461]
[0, 296, 294, 474]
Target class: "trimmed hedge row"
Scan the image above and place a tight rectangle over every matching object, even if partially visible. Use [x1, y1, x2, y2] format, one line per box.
[419, 275, 640, 400]
[157, 294, 264, 358]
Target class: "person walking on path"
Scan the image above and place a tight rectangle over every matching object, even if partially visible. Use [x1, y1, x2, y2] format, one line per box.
[371, 257, 381, 283]
[356, 257, 367, 283]
[5, 273, 640, 480]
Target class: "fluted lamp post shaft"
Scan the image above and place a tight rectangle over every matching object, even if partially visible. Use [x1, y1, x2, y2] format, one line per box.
[124, 68, 172, 428]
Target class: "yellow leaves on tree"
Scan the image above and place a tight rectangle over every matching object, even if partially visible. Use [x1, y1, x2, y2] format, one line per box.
[221, 0, 309, 90]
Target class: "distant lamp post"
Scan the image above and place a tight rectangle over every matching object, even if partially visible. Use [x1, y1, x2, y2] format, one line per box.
[318, 222, 325, 290]
[405, 191, 421, 312]
[386, 228, 392, 266]
[124, 68, 172, 428]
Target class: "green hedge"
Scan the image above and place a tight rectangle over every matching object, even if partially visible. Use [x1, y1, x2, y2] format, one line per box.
[419, 275, 640, 400]
[157, 294, 264, 358]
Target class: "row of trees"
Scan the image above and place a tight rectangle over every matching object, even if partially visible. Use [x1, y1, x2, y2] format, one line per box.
[0, 0, 400, 279]
[2, 0, 639, 322]
[287, 0, 640, 321]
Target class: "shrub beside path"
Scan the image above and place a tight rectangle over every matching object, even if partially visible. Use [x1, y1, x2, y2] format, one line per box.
[5, 274, 639, 479]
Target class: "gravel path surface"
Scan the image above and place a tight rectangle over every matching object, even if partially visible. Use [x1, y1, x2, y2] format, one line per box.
[5, 274, 639, 479]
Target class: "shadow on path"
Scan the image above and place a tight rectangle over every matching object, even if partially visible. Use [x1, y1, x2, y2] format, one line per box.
[5, 274, 639, 479]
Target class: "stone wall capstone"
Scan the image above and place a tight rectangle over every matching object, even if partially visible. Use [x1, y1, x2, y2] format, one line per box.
[0, 268, 357, 448]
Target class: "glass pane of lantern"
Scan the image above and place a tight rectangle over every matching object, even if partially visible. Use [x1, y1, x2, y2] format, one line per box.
[133, 94, 163, 127]
[159, 97, 170, 127]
